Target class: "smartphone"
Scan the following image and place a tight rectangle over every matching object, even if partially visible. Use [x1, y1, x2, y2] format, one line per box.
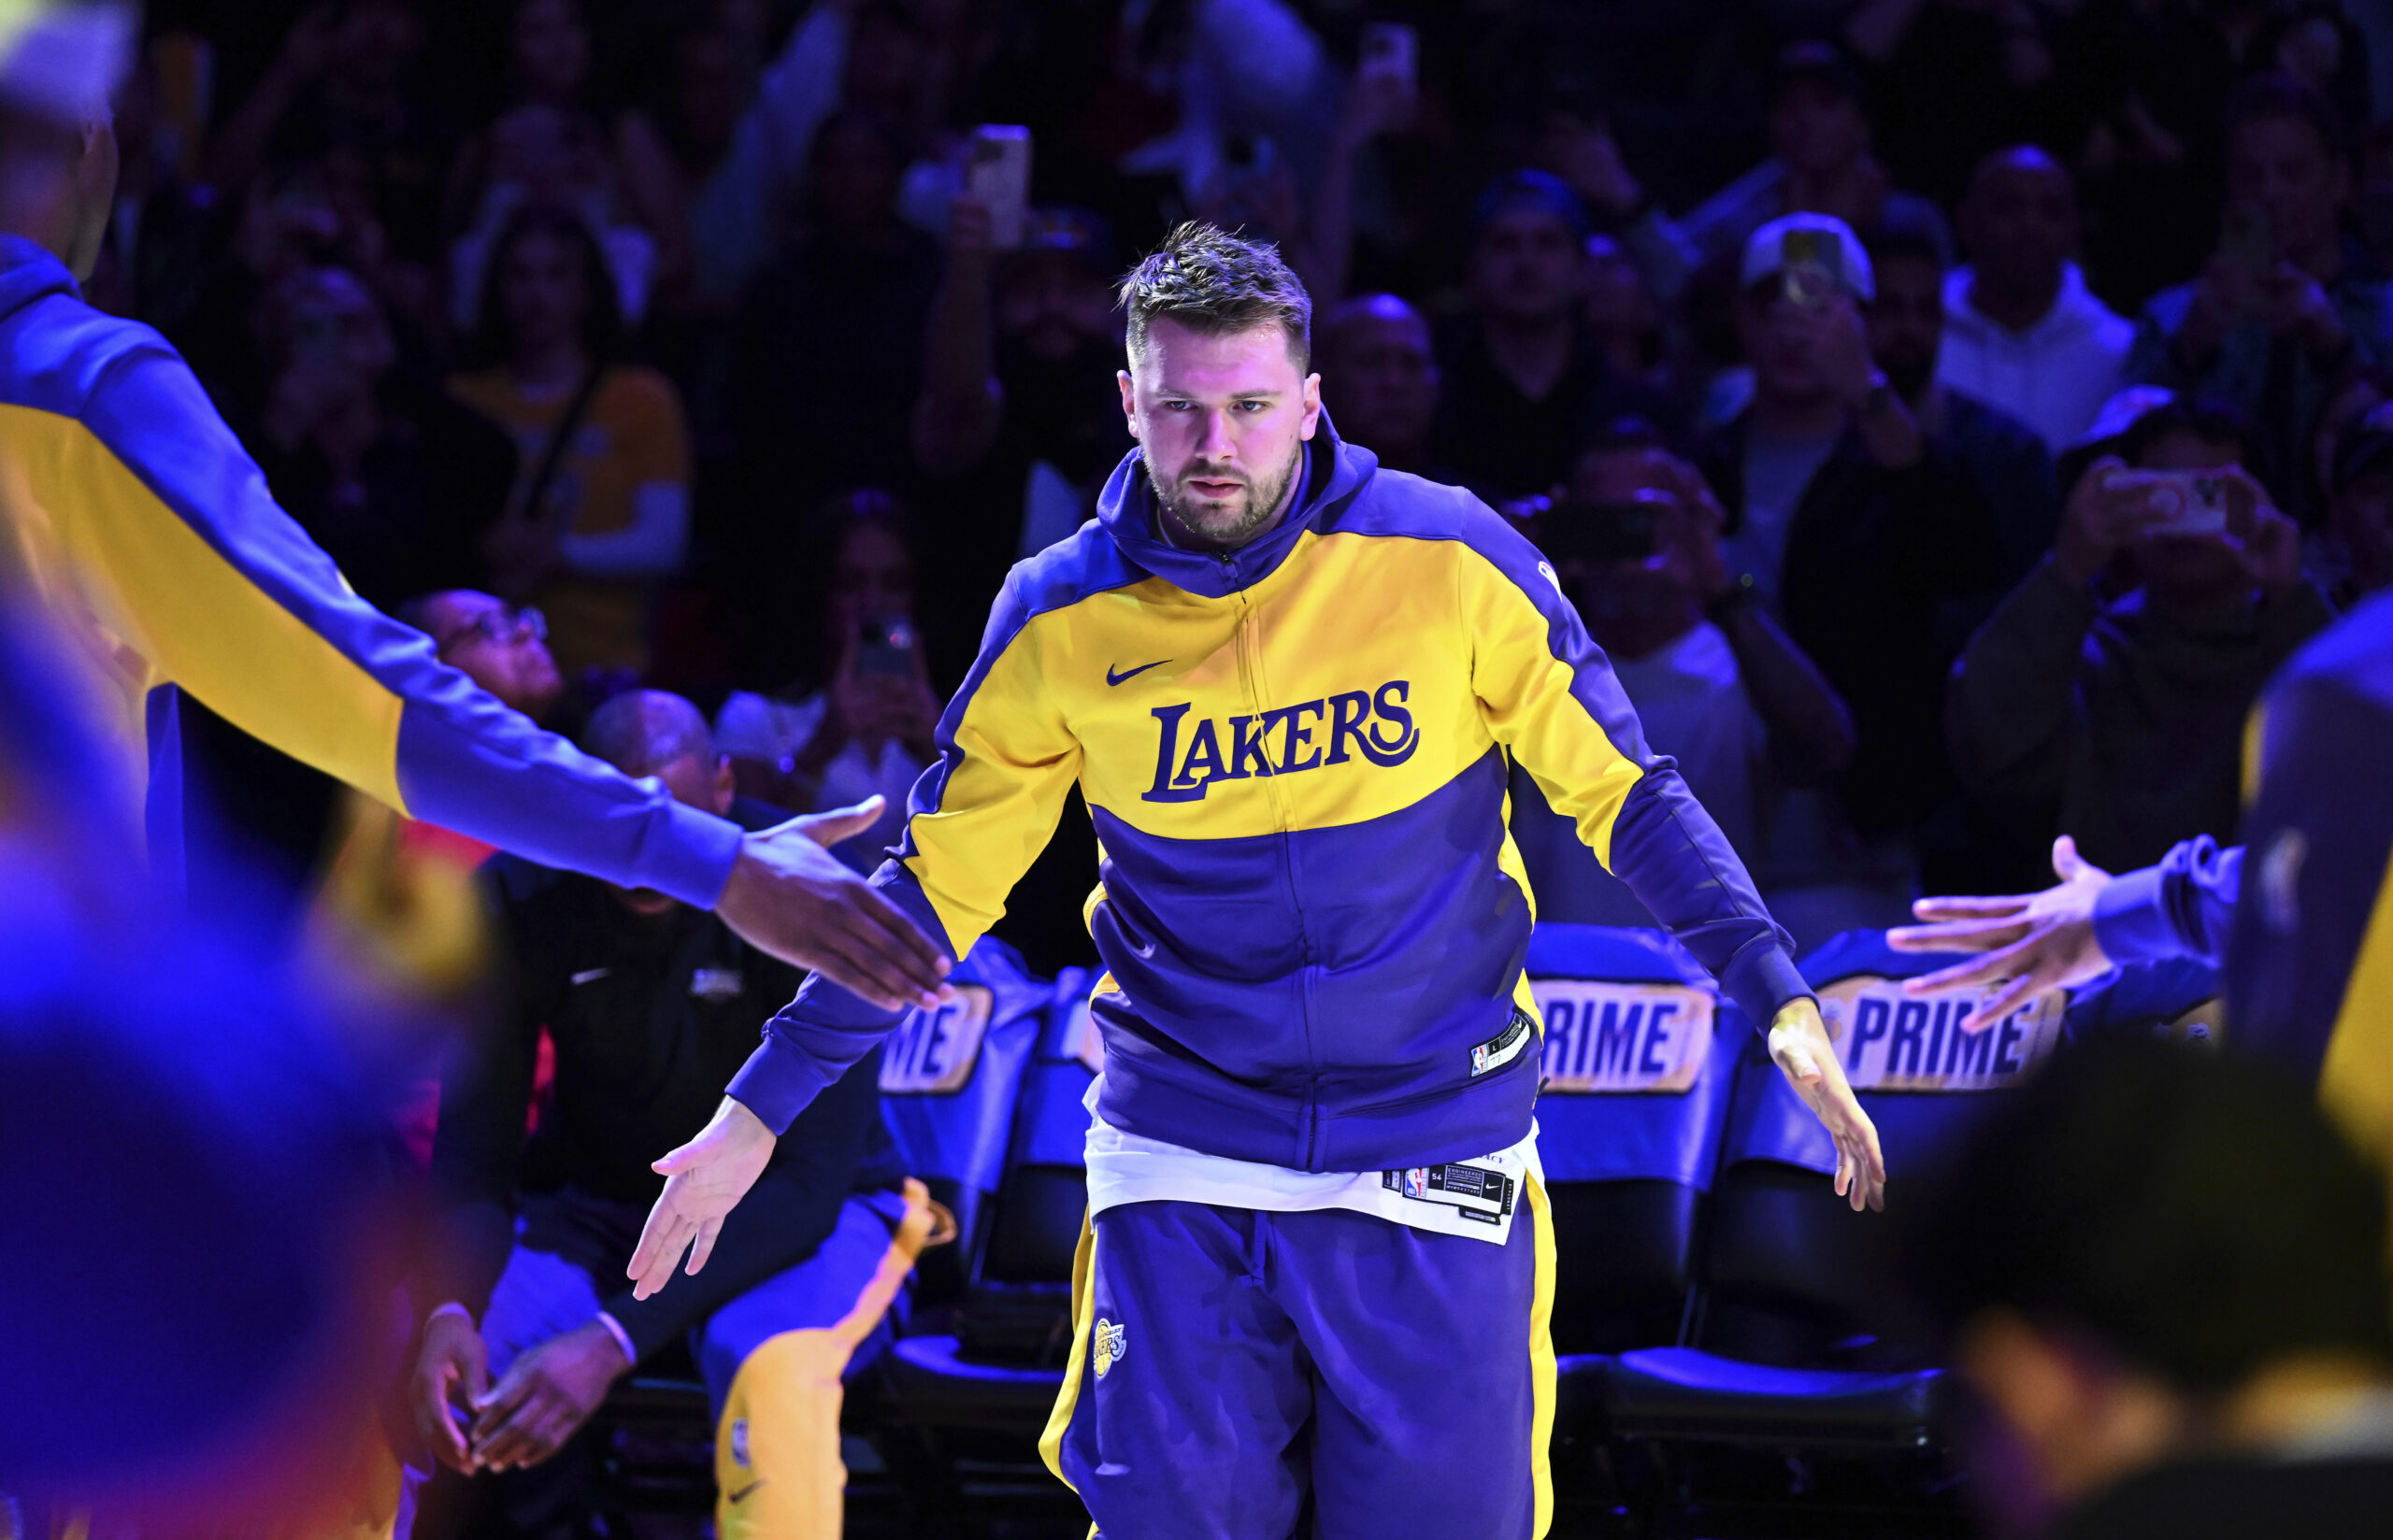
[2111, 468, 2230, 536]
[967, 125, 1033, 250]
[858, 614, 917, 677]
[1778, 227, 1839, 311]
[1539, 499, 1659, 563]
[2220, 201, 2272, 272]
[1359, 21, 1418, 95]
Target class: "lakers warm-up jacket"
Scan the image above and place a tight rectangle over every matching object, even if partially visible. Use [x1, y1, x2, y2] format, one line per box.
[731, 419, 1808, 1171]
[0, 236, 738, 902]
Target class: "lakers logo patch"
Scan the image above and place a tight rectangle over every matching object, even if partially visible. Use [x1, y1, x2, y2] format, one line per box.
[1094, 1318, 1127, 1379]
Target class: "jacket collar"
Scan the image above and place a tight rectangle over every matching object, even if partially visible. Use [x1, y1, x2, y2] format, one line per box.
[0, 235, 80, 325]
[1096, 411, 1378, 599]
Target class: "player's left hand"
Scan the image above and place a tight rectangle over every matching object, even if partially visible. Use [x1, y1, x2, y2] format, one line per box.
[467, 1319, 628, 1472]
[1769, 997, 1885, 1212]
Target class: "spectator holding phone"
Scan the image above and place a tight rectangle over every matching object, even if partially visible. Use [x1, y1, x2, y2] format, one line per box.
[449, 202, 693, 677]
[715, 490, 940, 867]
[2125, 74, 2393, 528]
[1695, 212, 1999, 934]
[1511, 422, 1856, 928]
[1947, 399, 2333, 877]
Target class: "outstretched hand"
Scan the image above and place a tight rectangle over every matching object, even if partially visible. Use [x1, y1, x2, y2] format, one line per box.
[1770, 997, 1886, 1212]
[714, 795, 955, 1012]
[1887, 834, 2116, 1031]
[626, 1096, 778, 1301]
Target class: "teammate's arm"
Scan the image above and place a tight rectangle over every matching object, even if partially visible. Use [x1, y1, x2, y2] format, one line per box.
[55, 339, 944, 1005]
[1457, 503, 1884, 1209]
[629, 579, 1083, 1295]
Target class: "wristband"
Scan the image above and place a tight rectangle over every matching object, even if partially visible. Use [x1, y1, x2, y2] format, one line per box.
[594, 1310, 638, 1367]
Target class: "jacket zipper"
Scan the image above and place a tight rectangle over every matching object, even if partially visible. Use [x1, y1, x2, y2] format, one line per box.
[1222, 549, 1325, 1169]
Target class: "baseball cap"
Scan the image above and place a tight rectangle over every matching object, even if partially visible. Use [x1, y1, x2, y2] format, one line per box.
[1741, 212, 1874, 302]
[2333, 401, 2393, 492]
[0, 1, 136, 126]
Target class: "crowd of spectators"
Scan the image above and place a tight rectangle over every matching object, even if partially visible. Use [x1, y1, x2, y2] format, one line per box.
[122, 0, 2393, 963]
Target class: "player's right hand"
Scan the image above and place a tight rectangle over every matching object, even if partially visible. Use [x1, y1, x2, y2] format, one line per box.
[410, 1306, 490, 1475]
[1888, 834, 2116, 1031]
[627, 1097, 778, 1300]
[714, 797, 954, 1012]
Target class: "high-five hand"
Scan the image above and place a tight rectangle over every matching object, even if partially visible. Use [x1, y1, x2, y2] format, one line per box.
[714, 795, 955, 1013]
[626, 1096, 778, 1301]
[1769, 997, 1886, 1212]
[1887, 834, 2115, 1031]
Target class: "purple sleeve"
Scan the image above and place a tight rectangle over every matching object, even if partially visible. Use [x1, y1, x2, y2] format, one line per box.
[83, 337, 744, 906]
[726, 860, 946, 1132]
[2092, 837, 2243, 969]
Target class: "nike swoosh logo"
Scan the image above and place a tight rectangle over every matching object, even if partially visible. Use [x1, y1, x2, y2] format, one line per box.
[1107, 659, 1170, 687]
[570, 968, 611, 986]
[726, 1479, 766, 1504]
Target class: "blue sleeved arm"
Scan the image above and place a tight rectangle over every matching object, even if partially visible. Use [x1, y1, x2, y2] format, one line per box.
[62, 327, 742, 905]
[2092, 837, 2243, 969]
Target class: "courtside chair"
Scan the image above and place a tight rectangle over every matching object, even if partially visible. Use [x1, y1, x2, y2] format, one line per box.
[876, 965, 1100, 1435]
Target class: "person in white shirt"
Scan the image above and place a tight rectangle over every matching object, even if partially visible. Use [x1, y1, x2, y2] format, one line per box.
[1937, 146, 2133, 452]
[1509, 421, 1856, 931]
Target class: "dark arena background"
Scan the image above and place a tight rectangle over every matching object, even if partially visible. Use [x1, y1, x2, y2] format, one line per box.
[5, 1, 2393, 1537]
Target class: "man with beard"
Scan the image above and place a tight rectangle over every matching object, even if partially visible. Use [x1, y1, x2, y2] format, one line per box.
[913, 200, 1132, 681]
[1863, 216, 2061, 613]
[627, 221, 1884, 1540]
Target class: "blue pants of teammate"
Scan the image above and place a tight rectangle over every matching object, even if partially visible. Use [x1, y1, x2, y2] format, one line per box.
[1039, 1180, 1558, 1540]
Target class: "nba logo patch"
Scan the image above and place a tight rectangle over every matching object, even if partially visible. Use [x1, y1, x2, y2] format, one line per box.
[1471, 1043, 1490, 1074]
[1094, 1318, 1127, 1379]
[1403, 1167, 1429, 1199]
[729, 1417, 752, 1466]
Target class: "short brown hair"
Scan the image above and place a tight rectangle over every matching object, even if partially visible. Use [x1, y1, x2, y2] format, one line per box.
[1118, 221, 1312, 372]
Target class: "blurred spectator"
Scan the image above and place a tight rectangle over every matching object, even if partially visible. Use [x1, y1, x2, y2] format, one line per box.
[449, 203, 693, 677]
[731, 108, 939, 646]
[243, 266, 516, 611]
[716, 491, 939, 868]
[2125, 74, 2393, 529]
[1947, 399, 2333, 876]
[1842, 0, 2063, 210]
[1582, 42, 1951, 307]
[1865, 216, 2062, 607]
[445, 0, 680, 329]
[911, 202, 1130, 682]
[1427, 170, 1676, 505]
[2066, 0, 2238, 314]
[1911, 1037, 2393, 1540]
[407, 691, 924, 1534]
[400, 592, 566, 727]
[1940, 146, 2137, 453]
[1509, 424, 1855, 927]
[1581, 230, 1678, 404]
[1698, 213, 1999, 912]
[2327, 402, 2393, 604]
[1316, 292, 1443, 478]
[204, 0, 454, 274]
[2249, 3, 2375, 144]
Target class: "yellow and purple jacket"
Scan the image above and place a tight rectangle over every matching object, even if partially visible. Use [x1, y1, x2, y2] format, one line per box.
[730, 421, 1810, 1171]
[0, 235, 738, 902]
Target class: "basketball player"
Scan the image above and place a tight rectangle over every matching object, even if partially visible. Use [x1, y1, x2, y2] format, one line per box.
[634, 222, 1883, 1539]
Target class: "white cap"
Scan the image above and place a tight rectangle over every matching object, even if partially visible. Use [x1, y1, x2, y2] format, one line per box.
[1741, 211, 1874, 303]
[0, 1, 136, 127]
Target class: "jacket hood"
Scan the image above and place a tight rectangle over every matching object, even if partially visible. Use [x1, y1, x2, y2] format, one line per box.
[1095, 411, 1379, 599]
[0, 235, 79, 326]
